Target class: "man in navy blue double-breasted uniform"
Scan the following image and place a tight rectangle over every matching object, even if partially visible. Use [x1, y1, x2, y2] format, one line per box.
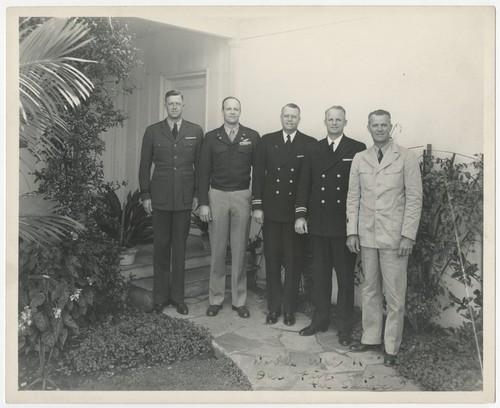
[295, 106, 366, 345]
[139, 89, 204, 315]
[252, 103, 315, 326]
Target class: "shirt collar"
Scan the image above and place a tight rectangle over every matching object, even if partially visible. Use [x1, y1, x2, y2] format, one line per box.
[283, 130, 297, 142]
[376, 140, 392, 154]
[224, 125, 240, 137]
[327, 134, 344, 146]
[167, 118, 182, 130]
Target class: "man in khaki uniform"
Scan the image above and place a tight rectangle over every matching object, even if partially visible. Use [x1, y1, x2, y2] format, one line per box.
[346, 109, 422, 366]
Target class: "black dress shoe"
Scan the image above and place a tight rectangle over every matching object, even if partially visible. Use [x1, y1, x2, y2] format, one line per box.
[206, 304, 222, 317]
[153, 302, 168, 314]
[174, 302, 188, 315]
[232, 305, 250, 318]
[383, 352, 397, 367]
[283, 313, 295, 326]
[266, 311, 280, 324]
[349, 342, 381, 352]
[339, 336, 352, 346]
[299, 323, 328, 336]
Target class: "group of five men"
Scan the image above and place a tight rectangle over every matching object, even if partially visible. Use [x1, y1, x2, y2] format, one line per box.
[138, 89, 422, 367]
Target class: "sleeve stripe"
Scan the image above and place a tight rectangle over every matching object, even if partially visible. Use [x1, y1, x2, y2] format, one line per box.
[295, 207, 307, 213]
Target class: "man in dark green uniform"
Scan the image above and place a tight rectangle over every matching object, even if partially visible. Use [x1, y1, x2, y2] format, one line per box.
[139, 89, 204, 315]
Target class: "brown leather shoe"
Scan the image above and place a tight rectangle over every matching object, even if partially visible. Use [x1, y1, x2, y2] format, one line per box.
[349, 342, 381, 352]
[383, 352, 397, 367]
[283, 313, 296, 326]
[232, 305, 250, 318]
[206, 304, 222, 317]
[299, 323, 328, 336]
[266, 311, 280, 324]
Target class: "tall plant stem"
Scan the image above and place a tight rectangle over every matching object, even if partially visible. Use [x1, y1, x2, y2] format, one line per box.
[444, 180, 483, 374]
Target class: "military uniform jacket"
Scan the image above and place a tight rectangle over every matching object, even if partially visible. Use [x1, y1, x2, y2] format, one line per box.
[252, 130, 316, 223]
[295, 135, 366, 237]
[346, 142, 422, 249]
[138, 119, 204, 211]
[198, 124, 260, 206]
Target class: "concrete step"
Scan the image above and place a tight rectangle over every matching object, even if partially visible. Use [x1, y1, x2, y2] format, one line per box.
[129, 263, 261, 312]
[120, 234, 211, 280]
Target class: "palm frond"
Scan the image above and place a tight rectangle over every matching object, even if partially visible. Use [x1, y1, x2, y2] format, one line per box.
[19, 18, 95, 158]
[19, 193, 85, 246]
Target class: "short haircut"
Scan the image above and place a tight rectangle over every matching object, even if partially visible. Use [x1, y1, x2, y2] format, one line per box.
[222, 96, 241, 109]
[324, 105, 346, 118]
[165, 89, 184, 101]
[281, 103, 301, 115]
[368, 109, 391, 122]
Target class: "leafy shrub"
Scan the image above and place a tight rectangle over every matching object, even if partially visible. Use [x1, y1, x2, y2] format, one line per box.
[406, 153, 483, 332]
[65, 312, 214, 374]
[397, 324, 482, 391]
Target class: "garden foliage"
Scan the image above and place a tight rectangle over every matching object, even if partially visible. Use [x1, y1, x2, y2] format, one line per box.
[406, 154, 483, 333]
[18, 17, 141, 387]
[65, 313, 214, 374]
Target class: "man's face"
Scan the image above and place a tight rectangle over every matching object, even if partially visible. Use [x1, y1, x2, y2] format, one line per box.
[324, 109, 347, 137]
[280, 107, 301, 134]
[165, 95, 184, 121]
[222, 98, 241, 126]
[367, 114, 392, 145]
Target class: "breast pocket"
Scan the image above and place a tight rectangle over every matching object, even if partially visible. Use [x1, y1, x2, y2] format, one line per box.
[237, 144, 253, 154]
[359, 162, 374, 188]
[214, 144, 227, 155]
[383, 162, 404, 189]
[153, 141, 172, 162]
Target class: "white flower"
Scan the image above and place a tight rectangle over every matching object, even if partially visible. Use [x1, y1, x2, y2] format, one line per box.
[53, 308, 62, 319]
[70, 288, 82, 302]
[71, 231, 79, 241]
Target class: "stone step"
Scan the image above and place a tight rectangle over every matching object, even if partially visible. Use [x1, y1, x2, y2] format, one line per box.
[129, 263, 261, 312]
[120, 234, 211, 280]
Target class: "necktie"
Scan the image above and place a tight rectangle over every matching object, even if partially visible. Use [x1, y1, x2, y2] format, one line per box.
[330, 142, 335, 155]
[378, 148, 383, 163]
[229, 129, 235, 142]
[286, 134, 291, 145]
[172, 123, 178, 140]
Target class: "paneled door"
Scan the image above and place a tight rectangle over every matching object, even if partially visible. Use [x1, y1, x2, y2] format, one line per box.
[160, 71, 207, 131]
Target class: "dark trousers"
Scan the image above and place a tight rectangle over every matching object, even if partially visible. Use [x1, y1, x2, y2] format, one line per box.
[263, 219, 305, 314]
[152, 209, 191, 305]
[309, 235, 357, 335]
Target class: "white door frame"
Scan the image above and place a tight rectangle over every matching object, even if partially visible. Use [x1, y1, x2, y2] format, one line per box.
[159, 69, 209, 130]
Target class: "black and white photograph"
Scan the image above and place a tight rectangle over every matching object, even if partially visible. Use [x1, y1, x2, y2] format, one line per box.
[4, 2, 495, 405]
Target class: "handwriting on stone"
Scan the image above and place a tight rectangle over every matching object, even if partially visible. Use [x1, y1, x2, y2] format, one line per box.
[253, 355, 408, 390]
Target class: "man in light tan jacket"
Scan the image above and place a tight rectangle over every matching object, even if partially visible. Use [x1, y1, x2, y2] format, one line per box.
[346, 109, 422, 367]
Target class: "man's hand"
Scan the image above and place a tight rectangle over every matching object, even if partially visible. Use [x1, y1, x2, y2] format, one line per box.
[398, 236, 415, 256]
[142, 198, 152, 215]
[346, 235, 360, 254]
[199, 205, 212, 222]
[192, 197, 199, 211]
[252, 209, 264, 225]
[294, 218, 308, 234]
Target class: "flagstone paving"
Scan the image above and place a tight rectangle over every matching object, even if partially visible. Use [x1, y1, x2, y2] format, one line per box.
[163, 290, 420, 392]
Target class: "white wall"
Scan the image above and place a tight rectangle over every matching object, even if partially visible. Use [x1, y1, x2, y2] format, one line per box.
[234, 7, 490, 157]
[102, 26, 231, 199]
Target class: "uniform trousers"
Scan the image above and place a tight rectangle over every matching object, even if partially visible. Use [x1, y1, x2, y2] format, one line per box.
[208, 188, 251, 307]
[152, 209, 191, 305]
[263, 219, 305, 314]
[309, 235, 357, 335]
[360, 246, 408, 355]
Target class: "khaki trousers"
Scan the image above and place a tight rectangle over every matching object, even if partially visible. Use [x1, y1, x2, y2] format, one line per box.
[208, 188, 251, 307]
[360, 246, 408, 355]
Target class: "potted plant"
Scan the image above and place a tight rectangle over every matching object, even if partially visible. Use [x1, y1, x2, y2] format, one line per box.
[191, 212, 210, 251]
[106, 188, 154, 266]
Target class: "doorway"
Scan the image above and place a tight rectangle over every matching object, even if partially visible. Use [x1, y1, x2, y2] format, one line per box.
[160, 70, 207, 131]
